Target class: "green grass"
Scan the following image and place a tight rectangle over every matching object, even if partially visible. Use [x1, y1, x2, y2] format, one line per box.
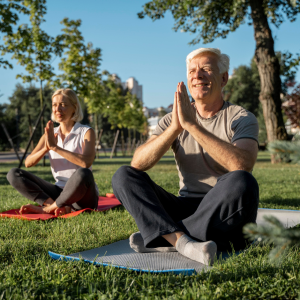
[1, 152, 300, 299]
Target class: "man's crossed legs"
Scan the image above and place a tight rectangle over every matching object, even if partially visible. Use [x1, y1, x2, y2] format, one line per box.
[112, 166, 259, 265]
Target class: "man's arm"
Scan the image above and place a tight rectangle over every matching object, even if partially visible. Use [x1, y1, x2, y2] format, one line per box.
[186, 124, 257, 171]
[131, 93, 183, 171]
[131, 127, 180, 171]
[177, 82, 258, 172]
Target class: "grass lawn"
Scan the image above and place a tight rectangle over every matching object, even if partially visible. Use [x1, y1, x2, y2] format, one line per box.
[0, 151, 300, 299]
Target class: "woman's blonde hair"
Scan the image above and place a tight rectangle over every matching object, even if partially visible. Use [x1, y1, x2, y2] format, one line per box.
[51, 88, 83, 122]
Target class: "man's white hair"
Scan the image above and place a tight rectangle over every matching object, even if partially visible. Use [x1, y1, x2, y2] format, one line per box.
[186, 48, 230, 77]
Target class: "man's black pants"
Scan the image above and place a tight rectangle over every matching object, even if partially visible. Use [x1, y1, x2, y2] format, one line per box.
[112, 166, 259, 251]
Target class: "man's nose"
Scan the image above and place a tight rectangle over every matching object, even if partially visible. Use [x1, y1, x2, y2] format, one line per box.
[195, 68, 204, 78]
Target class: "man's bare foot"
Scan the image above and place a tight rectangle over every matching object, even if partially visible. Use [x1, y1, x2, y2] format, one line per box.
[54, 206, 72, 217]
[19, 204, 53, 214]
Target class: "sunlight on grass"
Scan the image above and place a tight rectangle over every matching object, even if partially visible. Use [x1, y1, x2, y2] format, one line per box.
[0, 151, 300, 299]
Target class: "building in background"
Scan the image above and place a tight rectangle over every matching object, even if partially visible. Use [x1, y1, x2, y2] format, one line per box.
[111, 74, 178, 137]
[144, 104, 173, 136]
[112, 74, 143, 103]
[125, 77, 143, 103]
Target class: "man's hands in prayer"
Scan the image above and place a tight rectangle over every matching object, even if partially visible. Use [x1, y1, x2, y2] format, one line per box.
[170, 84, 183, 133]
[172, 82, 197, 132]
[44, 121, 58, 151]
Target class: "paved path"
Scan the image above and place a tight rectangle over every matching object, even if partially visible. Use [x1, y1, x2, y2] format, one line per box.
[0, 152, 50, 163]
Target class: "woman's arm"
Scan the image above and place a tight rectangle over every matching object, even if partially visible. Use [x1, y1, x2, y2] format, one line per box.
[45, 121, 96, 168]
[25, 134, 49, 168]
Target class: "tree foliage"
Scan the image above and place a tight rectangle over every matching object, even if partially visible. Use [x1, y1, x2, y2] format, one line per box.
[244, 215, 300, 261]
[223, 58, 268, 143]
[138, 0, 300, 45]
[1, 83, 52, 150]
[0, 103, 15, 150]
[224, 53, 296, 116]
[223, 53, 296, 144]
[53, 18, 102, 103]
[0, 0, 29, 68]
[2, 0, 62, 84]
[224, 59, 261, 116]
[86, 75, 147, 133]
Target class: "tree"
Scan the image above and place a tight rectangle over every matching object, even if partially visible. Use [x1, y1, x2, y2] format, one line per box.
[224, 54, 298, 143]
[244, 215, 300, 261]
[224, 59, 266, 142]
[124, 92, 147, 136]
[85, 74, 147, 149]
[3, 0, 62, 95]
[267, 84, 300, 162]
[224, 60, 261, 116]
[5, 83, 52, 148]
[139, 0, 300, 162]
[2, 0, 63, 162]
[0, 0, 29, 68]
[0, 103, 15, 150]
[54, 18, 102, 103]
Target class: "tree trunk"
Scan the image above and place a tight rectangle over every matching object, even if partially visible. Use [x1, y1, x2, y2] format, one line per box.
[40, 80, 45, 166]
[28, 114, 34, 152]
[121, 130, 126, 156]
[249, 0, 287, 162]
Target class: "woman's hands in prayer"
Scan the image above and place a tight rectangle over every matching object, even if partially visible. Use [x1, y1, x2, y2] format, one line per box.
[44, 121, 58, 151]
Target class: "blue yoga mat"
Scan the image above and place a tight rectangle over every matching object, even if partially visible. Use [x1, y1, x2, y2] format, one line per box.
[49, 208, 300, 275]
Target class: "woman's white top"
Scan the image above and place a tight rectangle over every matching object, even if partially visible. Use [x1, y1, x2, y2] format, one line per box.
[48, 122, 99, 195]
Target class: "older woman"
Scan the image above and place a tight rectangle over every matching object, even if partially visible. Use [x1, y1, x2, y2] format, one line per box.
[7, 88, 99, 216]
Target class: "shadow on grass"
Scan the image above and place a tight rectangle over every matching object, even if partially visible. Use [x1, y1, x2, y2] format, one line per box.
[93, 160, 132, 166]
[0, 169, 53, 186]
[261, 197, 300, 208]
[0, 163, 21, 169]
[256, 158, 271, 162]
[0, 178, 9, 185]
[93, 160, 176, 166]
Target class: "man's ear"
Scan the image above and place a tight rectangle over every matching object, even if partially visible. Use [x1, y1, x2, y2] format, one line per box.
[221, 72, 229, 88]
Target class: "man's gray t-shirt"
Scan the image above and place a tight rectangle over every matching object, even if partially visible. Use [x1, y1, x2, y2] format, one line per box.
[153, 101, 259, 197]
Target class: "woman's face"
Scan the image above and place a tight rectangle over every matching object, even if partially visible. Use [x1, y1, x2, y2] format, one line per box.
[52, 95, 76, 123]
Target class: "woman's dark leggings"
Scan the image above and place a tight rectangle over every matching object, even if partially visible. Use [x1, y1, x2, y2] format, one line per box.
[7, 168, 98, 211]
[112, 166, 259, 251]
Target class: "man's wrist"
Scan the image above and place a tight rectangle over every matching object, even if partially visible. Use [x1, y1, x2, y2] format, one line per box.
[184, 121, 200, 133]
[169, 126, 183, 136]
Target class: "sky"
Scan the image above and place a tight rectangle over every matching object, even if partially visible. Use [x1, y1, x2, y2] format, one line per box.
[0, 0, 300, 109]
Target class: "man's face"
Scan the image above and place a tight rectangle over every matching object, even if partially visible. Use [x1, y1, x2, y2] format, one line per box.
[187, 53, 228, 102]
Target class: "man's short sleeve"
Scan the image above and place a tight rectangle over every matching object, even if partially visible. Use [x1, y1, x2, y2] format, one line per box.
[152, 112, 172, 136]
[230, 110, 259, 144]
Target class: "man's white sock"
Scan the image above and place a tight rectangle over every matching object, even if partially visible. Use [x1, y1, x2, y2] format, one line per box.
[129, 232, 176, 253]
[175, 234, 217, 266]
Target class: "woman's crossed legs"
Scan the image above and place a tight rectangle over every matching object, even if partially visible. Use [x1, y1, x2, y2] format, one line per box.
[7, 168, 98, 216]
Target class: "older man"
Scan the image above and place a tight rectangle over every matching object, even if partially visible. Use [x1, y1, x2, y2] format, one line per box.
[112, 48, 259, 265]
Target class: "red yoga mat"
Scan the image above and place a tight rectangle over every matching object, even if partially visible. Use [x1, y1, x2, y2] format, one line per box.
[0, 195, 121, 221]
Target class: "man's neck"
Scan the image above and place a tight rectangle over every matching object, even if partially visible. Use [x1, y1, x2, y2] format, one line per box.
[194, 98, 224, 119]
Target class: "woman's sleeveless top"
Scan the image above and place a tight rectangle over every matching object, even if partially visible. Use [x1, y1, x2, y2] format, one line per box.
[48, 122, 99, 195]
